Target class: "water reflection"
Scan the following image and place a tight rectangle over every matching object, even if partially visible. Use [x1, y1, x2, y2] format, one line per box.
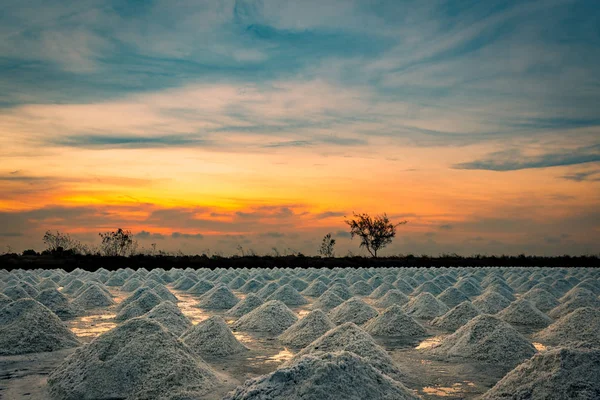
[70, 314, 116, 338]
[415, 335, 445, 350]
[533, 342, 548, 352]
[422, 382, 475, 397]
[172, 291, 210, 325]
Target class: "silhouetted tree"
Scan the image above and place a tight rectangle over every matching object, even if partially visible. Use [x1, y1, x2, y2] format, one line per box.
[345, 213, 407, 257]
[318, 233, 336, 257]
[99, 228, 138, 257]
[42, 230, 89, 255]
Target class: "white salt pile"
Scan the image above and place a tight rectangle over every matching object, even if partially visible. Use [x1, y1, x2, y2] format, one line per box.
[363, 305, 426, 339]
[454, 279, 481, 297]
[350, 280, 374, 296]
[173, 276, 199, 291]
[288, 278, 309, 292]
[481, 348, 600, 400]
[328, 297, 378, 325]
[369, 282, 394, 299]
[115, 290, 163, 322]
[48, 318, 220, 399]
[279, 309, 335, 348]
[36, 288, 82, 320]
[301, 280, 328, 297]
[37, 278, 59, 290]
[197, 285, 240, 309]
[233, 300, 298, 335]
[121, 277, 143, 292]
[182, 315, 248, 357]
[533, 307, 600, 348]
[437, 287, 470, 309]
[225, 293, 264, 318]
[0, 298, 80, 355]
[403, 292, 449, 319]
[145, 282, 179, 303]
[472, 290, 511, 314]
[324, 283, 352, 300]
[72, 283, 115, 309]
[61, 278, 85, 295]
[550, 288, 600, 319]
[0, 292, 11, 307]
[187, 279, 214, 295]
[312, 290, 345, 312]
[431, 301, 481, 332]
[521, 288, 560, 313]
[374, 289, 409, 308]
[143, 301, 192, 336]
[413, 281, 444, 296]
[266, 284, 308, 306]
[256, 281, 280, 299]
[288, 322, 404, 381]
[425, 314, 536, 369]
[3, 285, 31, 300]
[225, 351, 419, 400]
[498, 299, 553, 328]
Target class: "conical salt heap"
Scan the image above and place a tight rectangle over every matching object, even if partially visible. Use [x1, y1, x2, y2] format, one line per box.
[498, 299, 553, 328]
[36, 288, 82, 320]
[233, 300, 298, 335]
[550, 288, 600, 319]
[363, 305, 426, 339]
[288, 322, 404, 381]
[369, 282, 394, 299]
[225, 293, 264, 318]
[412, 281, 444, 296]
[187, 279, 214, 295]
[121, 277, 143, 292]
[105, 274, 126, 287]
[521, 288, 560, 313]
[173, 275, 198, 291]
[472, 290, 511, 314]
[437, 287, 470, 309]
[72, 283, 115, 309]
[0, 293, 11, 307]
[73, 281, 112, 298]
[328, 297, 378, 325]
[375, 289, 409, 308]
[533, 307, 600, 349]
[143, 301, 192, 337]
[266, 284, 308, 306]
[2, 285, 31, 300]
[301, 280, 328, 297]
[279, 309, 335, 348]
[37, 278, 59, 291]
[48, 318, 219, 399]
[256, 281, 280, 299]
[403, 292, 449, 319]
[0, 298, 80, 355]
[145, 282, 178, 303]
[431, 301, 480, 332]
[182, 315, 248, 357]
[324, 283, 352, 300]
[288, 278, 309, 292]
[225, 351, 419, 400]
[115, 290, 162, 322]
[350, 280, 374, 296]
[454, 279, 481, 297]
[227, 276, 246, 290]
[61, 278, 84, 295]
[481, 348, 600, 400]
[425, 314, 536, 369]
[197, 285, 239, 309]
[312, 290, 345, 312]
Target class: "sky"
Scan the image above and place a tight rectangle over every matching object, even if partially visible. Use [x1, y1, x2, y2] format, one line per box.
[1, 0, 599, 256]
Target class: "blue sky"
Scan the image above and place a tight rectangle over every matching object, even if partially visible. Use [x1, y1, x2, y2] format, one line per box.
[0, 0, 599, 255]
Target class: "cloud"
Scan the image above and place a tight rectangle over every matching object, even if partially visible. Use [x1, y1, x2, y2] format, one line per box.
[171, 232, 204, 240]
[51, 134, 210, 149]
[561, 169, 600, 182]
[335, 230, 351, 238]
[439, 224, 453, 230]
[454, 145, 600, 171]
[315, 211, 346, 219]
[136, 230, 166, 240]
[259, 231, 285, 238]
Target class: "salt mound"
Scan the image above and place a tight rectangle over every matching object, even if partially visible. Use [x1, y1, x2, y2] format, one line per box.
[48, 318, 219, 399]
[225, 293, 263, 318]
[233, 300, 298, 335]
[328, 297, 378, 325]
[227, 276, 246, 290]
[143, 301, 192, 337]
[431, 301, 480, 331]
[403, 292, 449, 319]
[498, 299, 553, 328]
[413, 281, 443, 296]
[36, 288, 82, 320]
[182, 316, 248, 357]
[301, 280, 328, 297]
[0, 293, 11, 307]
[173, 276, 198, 291]
[550, 289, 600, 319]
[266, 284, 308, 306]
[521, 288, 560, 313]
[187, 279, 214, 295]
[363, 305, 426, 338]
[239, 278, 264, 293]
[312, 290, 345, 311]
[256, 281, 280, 299]
[62, 278, 84, 295]
[2, 285, 30, 300]
[115, 290, 163, 322]
[146, 282, 178, 302]
[37, 278, 59, 290]
[350, 280, 373, 296]
[197, 285, 239, 309]
[393, 279, 414, 294]
[426, 314, 536, 368]
[454, 279, 481, 297]
[279, 309, 335, 348]
[325, 283, 352, 300]
[481, 348, 600, 400]
[105, 274, 126, 287]
[72, 284, 115, 309]
[375, 289, 409, 308]
[533, 307, 600, 348]
[225, 351, 419, 400]
[437, 287, 469, 309]
[288, 278, 309, 292]
[73, 281, 111, 298]
[369, 282, 394, 299]
[289, 322, 403, 381]
[0, 299, 80, 355]
[472, 290, 511, 314]
[121, 277, 143, 292]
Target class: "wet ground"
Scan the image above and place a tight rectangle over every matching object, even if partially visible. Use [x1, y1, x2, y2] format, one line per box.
[0, 285, 557, 400]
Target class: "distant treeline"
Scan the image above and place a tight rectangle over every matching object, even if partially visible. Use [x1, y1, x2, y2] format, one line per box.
[0, 253, 598, 272]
